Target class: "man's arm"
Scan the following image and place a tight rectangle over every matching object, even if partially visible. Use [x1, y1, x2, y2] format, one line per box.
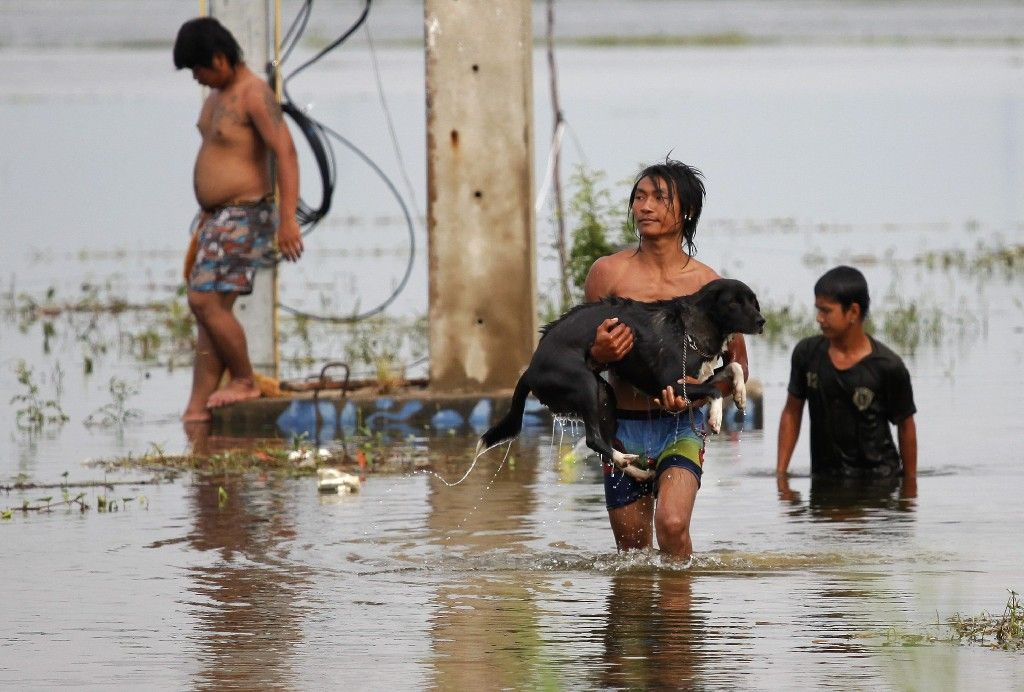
[776, 393, 804, 476]
[897, 415, 917, 481]
[717, 334, 749, 394]
[247, 83, 303, 262]
[584, 257, 633, 365]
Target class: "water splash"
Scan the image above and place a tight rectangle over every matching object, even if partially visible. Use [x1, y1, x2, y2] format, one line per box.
[419, 436, 512, 488]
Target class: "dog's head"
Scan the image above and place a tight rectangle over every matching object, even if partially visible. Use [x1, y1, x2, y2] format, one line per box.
[698, 278, 766, 335]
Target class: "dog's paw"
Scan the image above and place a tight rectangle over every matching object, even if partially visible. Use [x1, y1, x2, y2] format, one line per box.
[727, 362, 746, 411]
[623, 465, 654, 483]
[708, 398, 723, 434]
[611, 449, 639, 468]
[733, 380, 747, 412]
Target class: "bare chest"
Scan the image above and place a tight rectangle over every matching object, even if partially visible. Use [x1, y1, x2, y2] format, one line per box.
[197, 93, 253, 146]
[611, 270, 706, 302]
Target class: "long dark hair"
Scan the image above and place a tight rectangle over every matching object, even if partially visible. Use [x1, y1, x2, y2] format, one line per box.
[626, 157, 706, 256]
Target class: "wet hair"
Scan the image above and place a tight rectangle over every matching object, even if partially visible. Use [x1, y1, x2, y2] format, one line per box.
[626, 157, 706, 255]
[814, 265, 871, 320]
[173, 17, 242, 70]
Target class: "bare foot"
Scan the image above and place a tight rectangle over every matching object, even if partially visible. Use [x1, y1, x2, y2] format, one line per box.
[182, 410, 212, 423]
[207, 378, 261, 408]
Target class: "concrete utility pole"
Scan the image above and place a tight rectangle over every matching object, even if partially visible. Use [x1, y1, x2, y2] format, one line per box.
[207, 0, 279, 378]
[424, 0, 537, 393]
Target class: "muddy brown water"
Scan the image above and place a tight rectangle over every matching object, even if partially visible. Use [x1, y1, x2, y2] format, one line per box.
[2, 17, 1024, 689]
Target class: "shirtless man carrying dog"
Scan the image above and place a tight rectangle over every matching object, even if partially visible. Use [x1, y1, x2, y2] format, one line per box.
[585, 158, 748, 560]
[174, 17, 302, 423]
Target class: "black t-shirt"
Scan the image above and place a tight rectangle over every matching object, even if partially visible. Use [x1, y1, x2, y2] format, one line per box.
[787, 335, 916, 478]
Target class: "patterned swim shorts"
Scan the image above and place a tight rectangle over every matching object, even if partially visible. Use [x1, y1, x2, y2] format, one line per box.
[602, 408, 707, 510]
[188, 199, 277, 294]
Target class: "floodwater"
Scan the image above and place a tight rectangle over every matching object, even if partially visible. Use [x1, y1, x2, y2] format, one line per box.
[3, 3, 1024, 689]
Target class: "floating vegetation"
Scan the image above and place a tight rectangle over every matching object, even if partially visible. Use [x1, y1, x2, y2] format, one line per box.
[279, 313, 429, 386]
[876, 302, 945, 356]
[947, 590, 1024, 651]
[86, 435, 425, 478]
[83, 377, 142, 428]
[557, 33, 1024, 49]
[0, 470, 156, 519]
[916, 242, 1024, 279]
[755, 295, 982, 356]
[1, 492, 148, 518]
[10, 360, 68, 431]
[3, 282, 194, 372]
[123, 289, 193, 365]
[875, 591, 1024, 652]
[757, 304, 818, 347]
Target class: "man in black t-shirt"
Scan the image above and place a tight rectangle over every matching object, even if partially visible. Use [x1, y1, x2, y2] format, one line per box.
[776, 266, 918, 495]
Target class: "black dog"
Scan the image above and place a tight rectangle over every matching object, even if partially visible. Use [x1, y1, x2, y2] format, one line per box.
[478, 278, 765, 480]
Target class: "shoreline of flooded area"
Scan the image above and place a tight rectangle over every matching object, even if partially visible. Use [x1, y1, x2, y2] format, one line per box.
[2, 25, 1023, 690]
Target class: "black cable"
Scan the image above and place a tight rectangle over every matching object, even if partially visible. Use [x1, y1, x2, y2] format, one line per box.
[273, 0, 416, 322]
[279, 121, 416, 323]
[282, 100, 335, 229]
[274, 0, 372, 228]
[283, 0, 372, 102]
[279, 0, 312, 66]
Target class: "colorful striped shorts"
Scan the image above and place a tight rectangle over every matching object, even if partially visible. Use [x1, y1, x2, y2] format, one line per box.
[602, 408, 706, 509]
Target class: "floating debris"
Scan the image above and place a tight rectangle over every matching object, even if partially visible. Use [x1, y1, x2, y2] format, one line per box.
[316, 467, 362, 494]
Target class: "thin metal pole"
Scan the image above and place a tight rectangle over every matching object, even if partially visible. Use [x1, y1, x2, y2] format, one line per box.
[546, 0, 570, 310]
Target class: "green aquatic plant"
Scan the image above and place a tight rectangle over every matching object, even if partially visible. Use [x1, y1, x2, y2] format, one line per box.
[947, 590, 1024, 651]
[565, 32, 758, 48]
[2, 492, 88, 517]
[757, 303, 817, 347]
[10, 360, 69, 431]
[86, 433, 424, 478]
[124, 291, 195, 366]
[873, 590, 1024, 653]
[916, 242, 1024, 278]
[564, 166, 630, 307]
[875, 302, 944, 356]
[83, 377, 142, 428]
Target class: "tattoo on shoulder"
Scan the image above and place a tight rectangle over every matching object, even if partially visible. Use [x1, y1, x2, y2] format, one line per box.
[262, 89, 283, 123]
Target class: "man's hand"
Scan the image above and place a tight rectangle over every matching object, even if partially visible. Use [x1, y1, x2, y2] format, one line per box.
[277, 216, 303, 262]
[590, 318, 633, 364]
[653, 382, 692, 413]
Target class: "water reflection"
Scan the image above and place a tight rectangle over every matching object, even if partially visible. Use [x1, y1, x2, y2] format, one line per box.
[778, 474, 916, 525]
[424, 444, 548, 687]
[598, 572, 704, 689]
[427, 573, 550, 689]
[184, 476, 311, 690]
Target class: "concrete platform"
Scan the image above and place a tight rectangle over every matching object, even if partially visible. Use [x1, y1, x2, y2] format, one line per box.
[211, 379, 765, 441]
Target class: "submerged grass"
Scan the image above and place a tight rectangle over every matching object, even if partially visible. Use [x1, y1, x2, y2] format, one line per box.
[947, 590, 1024, 651]
[878, 591, 1024, 652]
[916, 243, 1024, 279]
[87, 435, 429, 478]
[757, 296, 979, 356]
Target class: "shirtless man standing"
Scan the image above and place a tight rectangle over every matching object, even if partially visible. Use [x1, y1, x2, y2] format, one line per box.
[173, 17, 302, 422]
[585, 159, 748, 560]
